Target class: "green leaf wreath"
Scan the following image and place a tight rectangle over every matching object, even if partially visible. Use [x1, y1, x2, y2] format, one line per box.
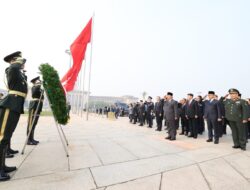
[39, 63, 69, 125]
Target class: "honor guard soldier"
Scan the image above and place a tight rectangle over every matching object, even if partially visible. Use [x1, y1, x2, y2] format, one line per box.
[27, 77, 44, 145]
[222, 89, 248, 151]
[0, 51, 28, 181]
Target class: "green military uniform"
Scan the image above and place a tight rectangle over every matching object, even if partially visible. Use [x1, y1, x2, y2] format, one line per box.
[223, 89, 248, 150]
[0, 51, 27, 181]
[27, 77, 44, 145]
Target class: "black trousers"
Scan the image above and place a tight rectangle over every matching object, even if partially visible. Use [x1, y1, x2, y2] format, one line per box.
[129, 114, 133, 123]
[27, 108, 40, 140]
[133, 115, 138, 124]
[166, 119, 177, 138]
[206, 118, 219, 140]
[0, 108, 20, 149]
[156, 114, 163, 130]
[139, 113, 145, 125]
[181, 117, 188, 134]
[147, 114, 153, 127]
[197, 116, 205, 134]
[247, 121, 250, 138]
[188, 118, 197, 137]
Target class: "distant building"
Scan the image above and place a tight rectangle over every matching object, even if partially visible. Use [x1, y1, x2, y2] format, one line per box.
[89, 95, 138, 105]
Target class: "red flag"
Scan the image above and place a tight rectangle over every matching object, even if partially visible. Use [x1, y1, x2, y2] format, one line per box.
[61, 18, 92, 91]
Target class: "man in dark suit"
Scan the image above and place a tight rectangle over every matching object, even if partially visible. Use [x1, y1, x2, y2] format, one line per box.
[132, 103, 139, 124]
[154, 96, 164, 131]
[196, 96, 205, 135]
[215, 94, 226, 137]
[164, 92, 178, 140]
[185, 93, 199, 138]
[247, 98, 250, 139]
[138, 100, 145, 126]
[179, 98, 189, 135]
[146, 96, 154, 128]
[204, 91, 222, 144]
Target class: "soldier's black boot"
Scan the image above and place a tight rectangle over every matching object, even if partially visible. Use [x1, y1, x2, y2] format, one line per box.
[31, 130, 39, 145]
[7, 142, 19, 155]
[28, 131, 38, 145]
[5, 151, 14, 159]
[0, 146, 10, 181]
[3, 147, 16, 173]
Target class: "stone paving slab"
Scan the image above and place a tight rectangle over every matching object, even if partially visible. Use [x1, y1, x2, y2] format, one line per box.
[112, 136, 165, 159]
[13, 142, 68, 179]
[0, 169, 96, 190]
[161, 165, 210, 190]
[87, 138, 137, 164]
[106, 174, 161, 190]
[178, 146, 240, 163]
[68, 141, 102, 170]
[199, 158, 250, 190]
[91, 154, 195, 187]
[224, 152, 250, 179]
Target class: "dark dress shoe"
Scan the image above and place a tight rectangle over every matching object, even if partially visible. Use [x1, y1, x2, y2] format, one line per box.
[27, 141, 38, 145]
[7, 149, 19, 154]
[32, 139, 39, 144]
[4, 165, 17, 173]
[165, 136, 171, 140]
[0, 171, 10, 181]
[170, 138, 176, 141]
[241, 147, 246, 151]
[232, 145, 240, 149]
[138, 124, 143, 126]
[214, 140, 219, 144]
[206, 139, 213, 142]
[179, 133, 184, 135]
[188, 135, 193, 138]
[193, 136, 197, 139]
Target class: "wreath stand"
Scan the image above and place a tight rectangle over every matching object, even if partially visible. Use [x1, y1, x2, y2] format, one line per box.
[21, 86, 69, 157]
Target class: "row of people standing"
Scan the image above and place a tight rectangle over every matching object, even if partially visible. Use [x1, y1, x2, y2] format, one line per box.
[128, 96, 154, 128]
[128, 89, 250, 151]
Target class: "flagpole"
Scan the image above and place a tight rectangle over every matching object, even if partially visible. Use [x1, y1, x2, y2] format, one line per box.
[77, 68, 82, 115]
[65, 50, 73, 107]
[86, 13, 95, 121]
[81, 57, 87, 117]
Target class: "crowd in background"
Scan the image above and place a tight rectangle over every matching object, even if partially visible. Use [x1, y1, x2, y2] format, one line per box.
[127, 90, 250, 151]
[96, 106, 127, 119]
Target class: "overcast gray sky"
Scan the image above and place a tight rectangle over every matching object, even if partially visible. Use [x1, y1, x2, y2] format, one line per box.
[0, 0, 249, 100]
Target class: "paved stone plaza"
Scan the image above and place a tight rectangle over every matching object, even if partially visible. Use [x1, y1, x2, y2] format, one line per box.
[0, 114, 250, 190]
